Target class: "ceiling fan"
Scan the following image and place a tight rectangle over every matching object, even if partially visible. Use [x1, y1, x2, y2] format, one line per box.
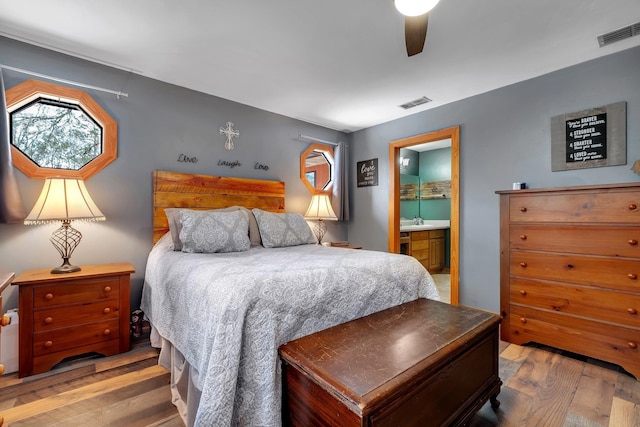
[394, 0, 441, 56]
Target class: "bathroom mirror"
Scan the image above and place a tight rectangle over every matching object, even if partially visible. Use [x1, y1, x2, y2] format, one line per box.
[300, 142, 334, 193]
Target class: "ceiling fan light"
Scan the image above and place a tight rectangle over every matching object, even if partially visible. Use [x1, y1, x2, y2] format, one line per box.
[394, 0, 440, 17]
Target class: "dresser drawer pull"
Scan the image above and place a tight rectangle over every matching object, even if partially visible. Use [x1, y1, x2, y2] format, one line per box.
[0, 315, 10, 327]
[44, 317, 53, 324]
[519, 290, 527, 296]
[44, 341, 53, 348]
[520, 317, 527, 324]
[103, 329, 111, 336]
[629, 273, 638, 280]
[103, 307, 111, 314]
[629, 239, 638, 246]
[519, 235, 527, 240]
[104, 286, 112, 293]
[629, 203, 638, 211]
[629, 342, 638, 349]
[520, 207, 527, 212]
[628, 308, 638, 315]
[567, 264, 575, 269]
[519, 262, 527, 268]
[44, 293, 54, 301]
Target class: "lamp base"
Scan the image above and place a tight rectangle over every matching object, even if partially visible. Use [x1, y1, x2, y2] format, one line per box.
[312, 219, 327, 245]
[51, 259, 81, 274]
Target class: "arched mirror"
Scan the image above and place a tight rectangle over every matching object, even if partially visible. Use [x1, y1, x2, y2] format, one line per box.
[300, 142, 334, 193]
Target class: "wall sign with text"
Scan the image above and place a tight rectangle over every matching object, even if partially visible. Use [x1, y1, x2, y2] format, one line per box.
[357, 158, 378, 187]
[551, 102, 626, 171]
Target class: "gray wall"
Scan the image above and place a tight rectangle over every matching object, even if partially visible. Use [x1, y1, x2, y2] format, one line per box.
[348, 46, 640, 312]
[0, 36, 348, 312]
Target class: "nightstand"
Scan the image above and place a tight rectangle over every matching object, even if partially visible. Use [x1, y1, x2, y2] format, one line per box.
[12, 263, 135, 377]
[329, 242, 363, 249]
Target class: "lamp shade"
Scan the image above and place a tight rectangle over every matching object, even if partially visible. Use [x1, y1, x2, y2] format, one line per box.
[24, 177, 105, 224]
[394, 0, 440, 16]
[304, 193, 337, 221]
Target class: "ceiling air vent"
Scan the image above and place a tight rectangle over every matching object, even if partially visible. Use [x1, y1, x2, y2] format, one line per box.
[597, 21, 640, 47]
[399, 96, 432, 110]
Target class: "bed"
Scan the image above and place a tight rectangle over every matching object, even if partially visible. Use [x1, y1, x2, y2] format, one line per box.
[141, 170, 440, 426]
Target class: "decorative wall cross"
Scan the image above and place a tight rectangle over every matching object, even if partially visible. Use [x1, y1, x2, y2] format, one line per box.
[219, 121, 239, 151]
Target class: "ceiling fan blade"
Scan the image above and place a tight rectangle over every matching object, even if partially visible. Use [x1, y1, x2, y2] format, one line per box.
[405, 14, 429, 57]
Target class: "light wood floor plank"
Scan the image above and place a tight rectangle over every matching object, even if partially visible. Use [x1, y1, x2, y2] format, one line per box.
[2, 365, 168, 424]
[567, 363, 617, 426]
[610, 396, 640, 427]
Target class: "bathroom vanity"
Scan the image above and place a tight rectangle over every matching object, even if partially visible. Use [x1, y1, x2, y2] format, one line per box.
[400, 220, 449, 273]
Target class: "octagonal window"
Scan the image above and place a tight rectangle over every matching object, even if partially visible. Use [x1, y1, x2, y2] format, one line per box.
[11, 98, 103, 170]
[6, 79, 117, 180]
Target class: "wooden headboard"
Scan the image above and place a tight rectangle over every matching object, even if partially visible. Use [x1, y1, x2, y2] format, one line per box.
[152, 170, 285, 243]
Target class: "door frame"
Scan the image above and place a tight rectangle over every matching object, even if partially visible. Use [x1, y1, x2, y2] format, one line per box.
[388, 125, 460, 304]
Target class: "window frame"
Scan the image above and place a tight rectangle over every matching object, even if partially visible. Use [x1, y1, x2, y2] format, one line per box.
[6, 79, 117, 180]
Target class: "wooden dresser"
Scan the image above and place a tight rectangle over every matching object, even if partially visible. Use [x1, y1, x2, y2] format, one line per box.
[497, 183, 640, 378]
[13, 263, 134, 377]
[280, 299, 502, 426]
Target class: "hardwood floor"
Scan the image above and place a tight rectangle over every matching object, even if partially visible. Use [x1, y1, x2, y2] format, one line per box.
[2, 339, 639, 426]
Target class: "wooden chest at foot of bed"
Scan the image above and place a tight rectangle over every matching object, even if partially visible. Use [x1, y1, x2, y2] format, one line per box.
[279, 298, 502, 427]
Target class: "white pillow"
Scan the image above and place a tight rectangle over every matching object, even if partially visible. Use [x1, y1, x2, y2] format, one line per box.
[179, 209, 251, 253]
[252, 208, 316, 248]
[166, 206, 261, 250]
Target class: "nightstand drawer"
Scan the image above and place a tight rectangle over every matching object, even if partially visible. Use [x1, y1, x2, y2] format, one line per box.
[33, 319, 119, 357]
[33, 278, 119, 309]
[33, 300, 120, 332]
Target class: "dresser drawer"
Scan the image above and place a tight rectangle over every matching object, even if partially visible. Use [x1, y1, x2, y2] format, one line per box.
[33, 278, 120, 309]
[33, 319, 119, 357]
[411, 240, 429, 250]
[509, 190, 640, 223]
[509, 306, 640, 374]
[510, 224, 640, 257]
[510, 278, 640, 328]
[33, 300, 120, 332]
[510, 251, 639, 292]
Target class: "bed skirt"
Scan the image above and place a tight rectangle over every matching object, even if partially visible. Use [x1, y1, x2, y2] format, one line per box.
[151, 326, 202, 427]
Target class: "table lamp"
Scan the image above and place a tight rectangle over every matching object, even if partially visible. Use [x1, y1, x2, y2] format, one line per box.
[304, 193, 337, 244]
[24, 177, 105, 274]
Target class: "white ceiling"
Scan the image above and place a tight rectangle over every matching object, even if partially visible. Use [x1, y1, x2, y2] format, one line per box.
[1, 1, 639, 133]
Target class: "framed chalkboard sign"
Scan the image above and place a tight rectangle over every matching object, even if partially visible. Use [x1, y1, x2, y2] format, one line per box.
[551, 102, 626, 171]
[357, 158, 378, 187]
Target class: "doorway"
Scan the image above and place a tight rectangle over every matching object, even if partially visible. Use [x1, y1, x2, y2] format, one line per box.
[388, 126, 460, 304]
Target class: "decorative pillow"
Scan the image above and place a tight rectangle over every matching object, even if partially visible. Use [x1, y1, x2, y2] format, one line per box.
[166, 206, 261, 250]
[178, 209, 251, 253]
[252, 208, 316, 248]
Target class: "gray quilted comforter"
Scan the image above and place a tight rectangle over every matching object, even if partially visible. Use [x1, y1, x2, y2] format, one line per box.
[141, 234, 439, 426]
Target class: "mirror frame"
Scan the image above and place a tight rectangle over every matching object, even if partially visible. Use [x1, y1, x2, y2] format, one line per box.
[300, 142, 334, 193]
[6, 79, 117, 180]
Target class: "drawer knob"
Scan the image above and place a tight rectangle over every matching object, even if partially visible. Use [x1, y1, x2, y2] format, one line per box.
[0, 315, 10, 327]
[520, 317, 527, 324]
[520, 290, 527, 296]
[44, 293, 54, 301]
[629, 273, 638, 280]
[519, 262, 527, 268]
[629, 239, 638, 246]
[0, 364, 4, 375]
[629, 204, 638, 211]
[44, 317, 53, 324]
[520, 207, 527, 212]
[519, 235, 527, 240]
[104, 286, 112, 293]
[103, 307, 111, 314]
[628, 308, 638, 315]
[628, 342, 638, 349]
[44, 341, 53, 348]
[103, 329, 111, 336]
